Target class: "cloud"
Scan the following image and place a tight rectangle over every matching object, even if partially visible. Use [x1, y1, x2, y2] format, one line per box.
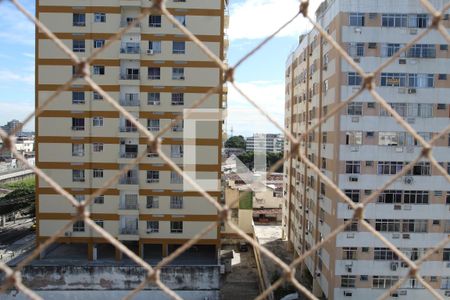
[0, 70, 34, 86]
[228, 0, 323, 41]
[227, 80, 285, 136]
[0, 1, 35, 46]
[0, 102, 34, 131]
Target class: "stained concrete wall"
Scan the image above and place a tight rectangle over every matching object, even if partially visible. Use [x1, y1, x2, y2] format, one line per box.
[4, 265, 219, 291]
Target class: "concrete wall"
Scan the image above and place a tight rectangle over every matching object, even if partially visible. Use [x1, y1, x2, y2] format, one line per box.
[6, 265, 219, 291]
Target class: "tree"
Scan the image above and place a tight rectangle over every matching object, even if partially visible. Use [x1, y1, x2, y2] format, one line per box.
[225, 135, 246, 149]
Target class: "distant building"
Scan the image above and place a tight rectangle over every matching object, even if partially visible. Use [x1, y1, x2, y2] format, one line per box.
[246, 133, 284, 153]
[1, 119, 23, 136]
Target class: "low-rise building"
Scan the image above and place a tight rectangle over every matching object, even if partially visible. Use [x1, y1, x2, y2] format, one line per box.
[246, 133, 284, 153]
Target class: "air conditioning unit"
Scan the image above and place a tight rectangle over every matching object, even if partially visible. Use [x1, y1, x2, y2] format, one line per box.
[445, 291, 450, 297]
[392, 233, 400, 239]
[354, 27, 362, 33]
[408, 88, 417, 94]
[391, 292, 399, 298]
[347, 233, 355, 238]
[353, 57, 360, 63]
[398, 87, 406, 94]
[346, 265, 353, 272]
[410, 28, 418, 35]
[402, 233, 410, 239]
[65, 231, 72, 237]
[394, 205, 401, 210]
[407, 117, 416, 124]
[147, 49, 154, 55]
[404, 176, 414, 185]
[179, 76, 185, 80]
[349, 176, 358, 182]
[401, 262, 408, 268]
[344, 291, 353, 297]
[390, 262, 398, 271]
[351, 116, 360, 123]
[399, 290, 407, 296]
[399, 59, 406, 64]
[403, 204, 412, 210]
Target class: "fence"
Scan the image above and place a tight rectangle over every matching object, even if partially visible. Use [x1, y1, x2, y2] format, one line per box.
[1, 0, 450, 299]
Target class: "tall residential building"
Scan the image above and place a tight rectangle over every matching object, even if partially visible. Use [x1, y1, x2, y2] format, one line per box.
[36, 0, 227, 261]
[246, 133, 284, 153]
[283, 0, 450, 299]
[1, 119, 23, 136]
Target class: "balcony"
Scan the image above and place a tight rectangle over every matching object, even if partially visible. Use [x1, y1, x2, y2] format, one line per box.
[119, 98, 140, 107]
[71, 126, 85, 131]
[120, 227, 138, 235]
[120, 73, 140, 80]
[120, 44, 141, 59]
[119, 177, 138, 185]
[119, 20, 141, 33]
[120, 152, 138, 159]
[119, 126, 138, 133]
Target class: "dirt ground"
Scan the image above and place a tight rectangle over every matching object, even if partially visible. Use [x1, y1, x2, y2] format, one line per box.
[220, 244, 260, 300]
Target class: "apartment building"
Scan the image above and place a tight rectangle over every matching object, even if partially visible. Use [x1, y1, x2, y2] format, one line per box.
[283, 0, 450, 299]
[246, 133, 284, 153]
[36, 0, 227, 261]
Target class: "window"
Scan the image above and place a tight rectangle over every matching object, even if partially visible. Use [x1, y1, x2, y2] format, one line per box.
[149, 15, 162, 27]
[341, 275, 356, 288]
[73, 13, 86, 26]
[375, 219, 400, 232]
[408, 73, 434, 88]
[146, 196, 159, 208]
[380, 73, 406, 87]
[348, 72, 362, 86]
[381, 43, 402, 57]
[170, 196, 183, 209]
[408, 44, 436, 58]
[345, 161, 360, 174]
[403, 191, 429, 204]
[171, 145, 183, 158]
[378, 132, 405, 146]
[93, 169, 104, 178]
[172, 120, 183, 132]
[72, 169, 85, 182]
[92, 116, 103, 127]
[94, 195, 104, 204]
[444, 249, 450, 261]
[409, 14, 429, 28]
[409, 162, 431, 175]
[347, 42, 364, 57]
[93, 39, 105, 48]
[172, 67, 184, 80]
[147, 171, 159, 183]
[441, 277, 450, 289]
[437, 103, 447, 109]
[374, 248, 399, 260]
[148, 92, 160, 105]
[171, 93, 184, 105]
[343, 247, 357, 260]
[377, 161, 404, 175]
[347, 102, 363, 115]
[345, 131, 362, 145]
[72, 144, 85, 157]
[94, 12, 106, 23]
[441, 44, 449, 51]
[72, 91, 85, 104]
[344, 219, 358, 231]
[349, 13, 364, 26]
[93, 66, 105, 75]
[170, 221, 183, 233]
[170, 171, 183, 184]
[147, 221, 159, 233]
[148, 41, 162, 53]
[373, 276, 398, 289]
[93, 143, 104, 152]
[73, 40, 85, 52]
[73, 221, 85, 232]
[148, 67, 161, 80]
[74, 195, 85, 203]
[72, 118, 85, 131]
[93, 91, 103, 100]
[377, 190, 402, 204]
[382, 14, 407, 27]
[402, 219, 427, 233]
[174, 15, 186, 26]
[147, 119, 160, 131]
[173, 41, 186, 54]
[345, 190, 360, 203]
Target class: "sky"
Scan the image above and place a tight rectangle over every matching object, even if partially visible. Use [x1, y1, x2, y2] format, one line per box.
[0, 0, 322, 136]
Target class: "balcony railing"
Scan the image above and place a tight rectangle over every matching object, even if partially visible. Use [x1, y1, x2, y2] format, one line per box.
[120, 73, 140, 80]
[120, 201, 138, 210]
[119, 177, 138, 184]
[120, 47, 140, 54]
[120, 20, 140, 28]
[119, 98, 140, 106]
[119, 227, 138, 235]
[119, 126, 138, 132]
[72, 126, 85, 131]
[120, 152, 138, 158]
